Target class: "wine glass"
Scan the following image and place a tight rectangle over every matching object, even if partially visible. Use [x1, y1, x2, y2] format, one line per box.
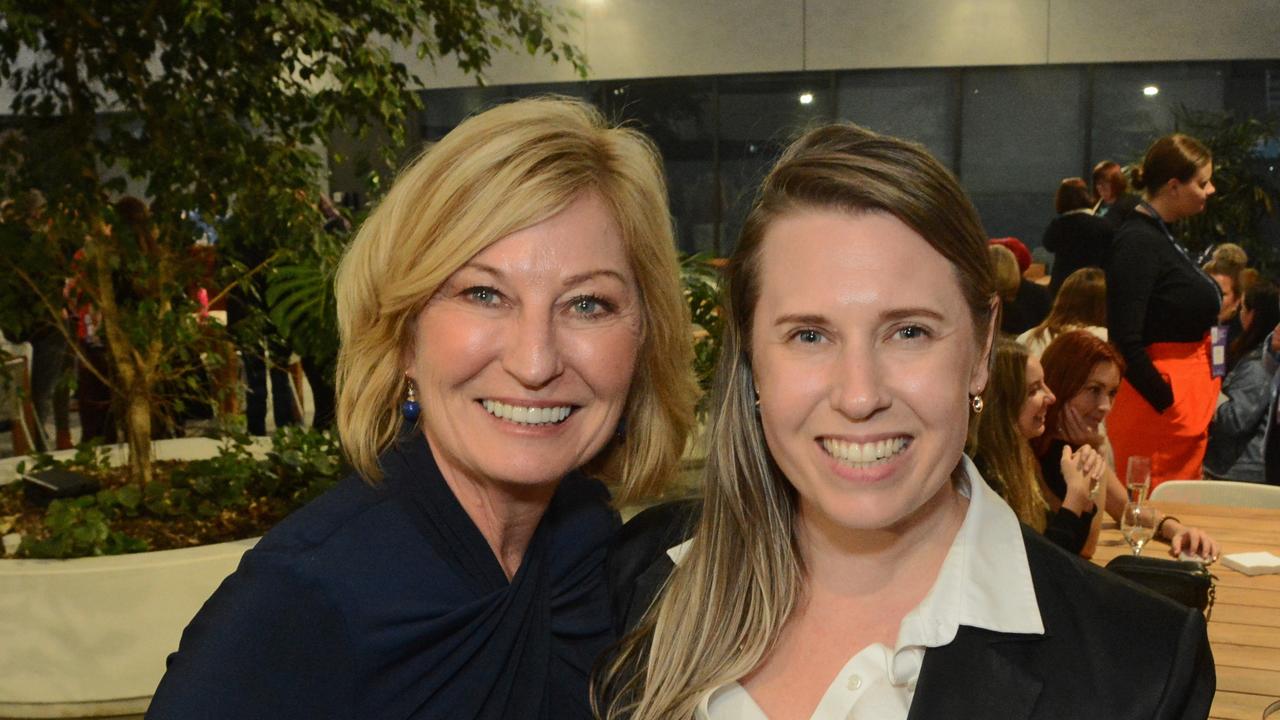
[1121, 501, 1155, 556]
[1125, 455, 1151, 502]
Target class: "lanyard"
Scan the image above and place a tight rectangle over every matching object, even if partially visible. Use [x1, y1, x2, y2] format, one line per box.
[1137, 200, 1222, 301]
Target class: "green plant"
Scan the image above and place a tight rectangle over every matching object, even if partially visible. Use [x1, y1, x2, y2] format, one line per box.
[1171, 107, 1280, 272]
[15, 426, 346, 559]
[681, 253, 725, 410]
[0, 1, 586, 486]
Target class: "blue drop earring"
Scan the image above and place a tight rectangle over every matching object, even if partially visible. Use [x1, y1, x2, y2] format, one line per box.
[402, 378, 421, 421]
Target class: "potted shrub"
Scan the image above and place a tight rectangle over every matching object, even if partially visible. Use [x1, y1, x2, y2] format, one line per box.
[0, 2, 584, 715]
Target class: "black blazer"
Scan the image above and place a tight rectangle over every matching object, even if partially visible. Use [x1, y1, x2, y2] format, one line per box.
[608, 501, 1214, 720]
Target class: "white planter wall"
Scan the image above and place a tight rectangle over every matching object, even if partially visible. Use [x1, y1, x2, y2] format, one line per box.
[0, 437, 270, 717]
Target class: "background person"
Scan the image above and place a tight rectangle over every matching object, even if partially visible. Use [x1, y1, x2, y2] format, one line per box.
[970, 338, 1105, 555]
[1041, 177, 1114, 297]
[598, 123, 1213, 720]
[148, 97, 696, 720]
[1034, 330, 1219, 558]
[1105, 133, 1220, 489]
[1091, 160, 1140, 226]
[1205, 281, 1280, 482]
[1016, 266, 1107, 357]
[1203, 258, 1244, 359]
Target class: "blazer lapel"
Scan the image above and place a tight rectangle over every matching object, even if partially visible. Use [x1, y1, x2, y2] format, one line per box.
[906, 626, 1044, 720]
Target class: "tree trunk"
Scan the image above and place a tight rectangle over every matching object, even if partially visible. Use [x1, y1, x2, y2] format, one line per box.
[124, 385, 153, 486]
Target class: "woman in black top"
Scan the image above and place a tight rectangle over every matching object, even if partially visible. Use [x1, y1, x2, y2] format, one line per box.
[1042, 177, 1114, 296]
[1104, 133, 1220, 489]
[969, 338, 1103, 555]
[1032, 331, 1219, 559]
[1092, 160, 1141, 227]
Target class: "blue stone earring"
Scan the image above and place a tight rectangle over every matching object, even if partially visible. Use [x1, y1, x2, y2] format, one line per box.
[402, 378, 421, 421]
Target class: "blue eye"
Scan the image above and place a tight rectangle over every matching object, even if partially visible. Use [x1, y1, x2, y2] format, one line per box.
[568, 294, 615, 318]
[897, 325, 929, 340]
[465, 286, 500, 305]
[795, 329, 823, 344]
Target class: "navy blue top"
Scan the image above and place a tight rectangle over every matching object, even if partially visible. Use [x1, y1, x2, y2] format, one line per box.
[148, 430, 619, 720]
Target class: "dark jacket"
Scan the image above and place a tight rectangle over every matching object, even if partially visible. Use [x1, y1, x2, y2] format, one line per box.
[1042, 211, 1114, 296]
[608, 501, 1214, 720]
[149, 431, 619, 720]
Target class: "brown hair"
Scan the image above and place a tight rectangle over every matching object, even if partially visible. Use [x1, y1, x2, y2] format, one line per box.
[1091, 161, 1128, 200]
[1203, 259, 1241, 300]
[1023, 267, 1106, 346]
[595, 121, 996, 720]
[1032, 330, 1125, 459]
[1133, 134, 1212, 196]
[970, 338, 1048, 530]
[1055, 177, 1093, 214]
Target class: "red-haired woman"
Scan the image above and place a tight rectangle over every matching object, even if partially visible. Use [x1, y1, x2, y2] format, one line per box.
[1034, 330, 1219, 559]
[1104, 134, 1221, 489]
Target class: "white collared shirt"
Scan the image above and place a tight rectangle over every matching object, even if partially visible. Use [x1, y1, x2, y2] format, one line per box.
[669, 456, 1043, 720]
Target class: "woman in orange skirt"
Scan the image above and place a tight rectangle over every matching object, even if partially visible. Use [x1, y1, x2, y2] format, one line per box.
[1105, 134, 1219, 488]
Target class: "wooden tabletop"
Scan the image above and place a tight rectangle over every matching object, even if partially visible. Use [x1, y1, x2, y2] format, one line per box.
[1091, 502, 1280, 720]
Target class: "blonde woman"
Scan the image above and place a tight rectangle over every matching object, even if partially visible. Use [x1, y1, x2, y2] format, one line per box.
[150, 97, 696, 719]
[597, 124, 1212, 720]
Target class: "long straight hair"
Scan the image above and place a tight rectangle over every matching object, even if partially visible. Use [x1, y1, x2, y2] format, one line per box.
[969, 339, 1047, 530]
[1022, 267, 1106, 348]
[594, 122, 995, 719]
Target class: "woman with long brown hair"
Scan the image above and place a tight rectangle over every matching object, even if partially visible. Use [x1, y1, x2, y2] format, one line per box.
[1016, 266, 1107, 357]
[597, 124, 1213, 720]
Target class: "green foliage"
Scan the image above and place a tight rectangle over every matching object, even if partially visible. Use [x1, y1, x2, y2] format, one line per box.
[20, 496, 149, 558]
[0, 0, 585, 482]
[16, 426, 346, 559]
[1172, 107, 1280, 272]
[681, 253, 725, 410]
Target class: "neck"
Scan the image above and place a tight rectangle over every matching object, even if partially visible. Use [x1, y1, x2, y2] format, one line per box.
[796, 466, 969, 599]
[428, 439, 559, 580]
[1141, 193, 1180, 223]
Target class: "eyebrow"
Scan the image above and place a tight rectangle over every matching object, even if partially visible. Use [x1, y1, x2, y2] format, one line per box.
[461, 262, 630, 287]
[771, 307, 947, 327]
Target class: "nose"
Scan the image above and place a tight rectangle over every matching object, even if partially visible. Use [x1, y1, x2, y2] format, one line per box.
[502, 309, 564, 388]
[1205, 181, 1216, 198]
[1044, 387, 1056, 407]
[829, 342, 891, 420]
[1098, 393, 1112, 415]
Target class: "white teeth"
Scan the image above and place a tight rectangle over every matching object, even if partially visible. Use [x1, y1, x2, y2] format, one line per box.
[822, 437, 909, 467]
[482, 400, 572, 426]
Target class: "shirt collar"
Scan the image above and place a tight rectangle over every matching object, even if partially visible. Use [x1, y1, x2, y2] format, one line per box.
[666, 454, 1044, 639]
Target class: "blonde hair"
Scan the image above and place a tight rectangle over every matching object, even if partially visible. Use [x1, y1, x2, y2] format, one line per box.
[988, 243, 1021, 303]
[334, 97, 697, 503]
[595, 122, 996, 719]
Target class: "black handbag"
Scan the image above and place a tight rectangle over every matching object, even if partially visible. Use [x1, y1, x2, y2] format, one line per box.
[1104, 555, 1216, 619]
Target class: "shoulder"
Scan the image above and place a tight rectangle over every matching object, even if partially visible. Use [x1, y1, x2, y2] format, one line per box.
[1019, 529, 1213, 713]
[251, 472, 400, 558]
[607, 499, 700, 632]
[1022, 527, 1207, 653]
